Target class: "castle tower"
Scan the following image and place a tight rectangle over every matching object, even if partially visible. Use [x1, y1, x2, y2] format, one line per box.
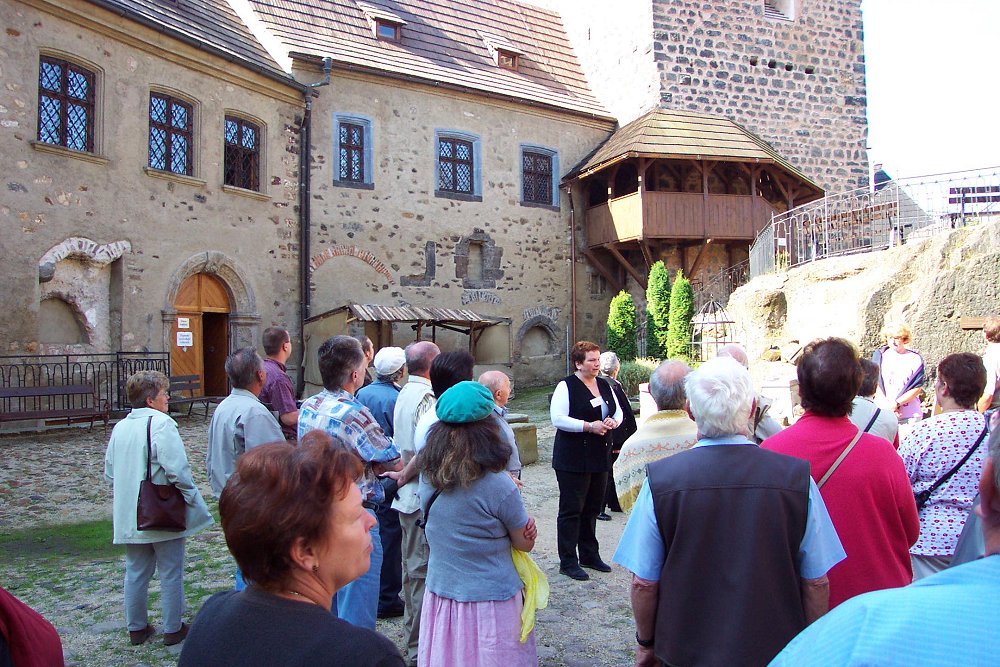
[557, 0, 869, 194]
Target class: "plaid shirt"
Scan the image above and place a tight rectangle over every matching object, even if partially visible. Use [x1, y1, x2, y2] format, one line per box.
[298, 388, 400, 503]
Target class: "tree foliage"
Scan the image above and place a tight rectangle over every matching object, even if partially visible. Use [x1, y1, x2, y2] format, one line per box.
[607, 290, 638, 362]
[666, 270, 695, 359]
[645, 261, 670, 359]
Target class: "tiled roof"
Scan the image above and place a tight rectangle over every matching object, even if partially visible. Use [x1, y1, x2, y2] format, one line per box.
[86, 0, 294, 82]
[567, 107, 821, 189]
[244, 0, 612, 119]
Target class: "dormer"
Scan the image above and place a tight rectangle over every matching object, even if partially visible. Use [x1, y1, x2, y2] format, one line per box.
[357, 2, 406, 42]
[479, 32, 524, 71]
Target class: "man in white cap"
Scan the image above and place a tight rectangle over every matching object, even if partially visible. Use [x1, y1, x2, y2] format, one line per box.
[356, 345, 407, 619]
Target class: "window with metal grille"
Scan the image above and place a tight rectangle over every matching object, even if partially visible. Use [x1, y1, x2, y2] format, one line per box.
[339, 121, 365, 182]
[522, 150, 553, 205]
[37, 56, 96, 152]
[438, 137, 474, 194]
[149, 93, 193, 175]
[224, 116, 260, 191]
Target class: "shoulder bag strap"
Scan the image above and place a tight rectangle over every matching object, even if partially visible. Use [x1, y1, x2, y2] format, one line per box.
[922, 420, 989, 499]
[145, 416, 154, 482]
[818, 427, 865, 489]
[862, 408, 881, 434]
[416, 488, 442, 529]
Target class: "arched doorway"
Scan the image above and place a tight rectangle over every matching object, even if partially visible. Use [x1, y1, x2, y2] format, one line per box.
[171, 273, 231, 396]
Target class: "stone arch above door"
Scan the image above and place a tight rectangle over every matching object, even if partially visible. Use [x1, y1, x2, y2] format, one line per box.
[161, 251, 260, 353]
[514, 314, 561, 360]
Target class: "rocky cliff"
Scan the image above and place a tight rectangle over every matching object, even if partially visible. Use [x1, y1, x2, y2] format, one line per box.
[729, 219, 1000, 383]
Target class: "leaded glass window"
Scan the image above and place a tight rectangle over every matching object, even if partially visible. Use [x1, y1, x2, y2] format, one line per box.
[339, 121, 365, 182]
[149, 93, 193, 175]
[522, 150, 553, 205]
[438, 137, 473, 194]
[37, 56, 95, 152]
[224, 116, 260, 191]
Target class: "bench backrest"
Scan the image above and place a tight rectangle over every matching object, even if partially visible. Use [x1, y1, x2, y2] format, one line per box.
[0, 384, 95, 399]
[169, 375, 202, 396]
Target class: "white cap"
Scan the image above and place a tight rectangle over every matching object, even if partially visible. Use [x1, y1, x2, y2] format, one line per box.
[373, 347, 406, 376]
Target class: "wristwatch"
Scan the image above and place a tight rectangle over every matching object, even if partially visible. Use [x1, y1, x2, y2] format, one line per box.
[635, 632, 654, 648]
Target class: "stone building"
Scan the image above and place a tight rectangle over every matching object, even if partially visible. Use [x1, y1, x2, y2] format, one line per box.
[1, 0, 305, 395]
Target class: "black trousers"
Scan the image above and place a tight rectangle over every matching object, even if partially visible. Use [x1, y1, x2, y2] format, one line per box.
[604, 450, 622, 512]
[376, 497, 403, 609]
[555, 469, 607, 568]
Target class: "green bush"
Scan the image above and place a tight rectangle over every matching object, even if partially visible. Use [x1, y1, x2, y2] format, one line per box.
[645, 260, 671, 359]
[617, 357, 660, 396]
[607, 290, 638, 362]
[666, 269, 695, 359]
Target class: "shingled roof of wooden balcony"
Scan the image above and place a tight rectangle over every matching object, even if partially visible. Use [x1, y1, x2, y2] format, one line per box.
[565, 107, 822, 194]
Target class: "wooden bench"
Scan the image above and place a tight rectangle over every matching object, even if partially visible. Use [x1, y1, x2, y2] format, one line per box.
[168, 374, 224, 416]
[0, 384, 110, 429]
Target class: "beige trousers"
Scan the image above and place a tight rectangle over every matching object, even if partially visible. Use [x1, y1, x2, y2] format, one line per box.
[399, 511, 429, 667]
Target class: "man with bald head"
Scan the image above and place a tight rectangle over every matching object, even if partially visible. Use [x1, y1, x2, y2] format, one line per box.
[718, 343, 783, 443]
[479, 370, 522, 479]
[612, 360, 698, 514]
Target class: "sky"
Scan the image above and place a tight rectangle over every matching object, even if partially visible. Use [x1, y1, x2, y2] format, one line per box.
[862, 1, 1000, 179]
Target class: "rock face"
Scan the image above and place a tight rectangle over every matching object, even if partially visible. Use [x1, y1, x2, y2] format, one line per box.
[729, 220, 1000, 380]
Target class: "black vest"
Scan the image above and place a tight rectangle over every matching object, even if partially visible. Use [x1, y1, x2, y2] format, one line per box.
[552, 374, 617, 472]
[648, 444, 810, 667]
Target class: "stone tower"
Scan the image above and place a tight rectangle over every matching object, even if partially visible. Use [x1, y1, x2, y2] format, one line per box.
[556, 0, 868, 194]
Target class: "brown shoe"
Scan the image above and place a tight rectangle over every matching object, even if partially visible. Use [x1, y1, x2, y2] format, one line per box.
[129, 624, 155, 646]
[163, 623, 189, 646]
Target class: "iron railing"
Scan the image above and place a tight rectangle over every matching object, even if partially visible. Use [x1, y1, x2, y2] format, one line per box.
[750, 166, 1000, 278]
[0, 352, 169, 415]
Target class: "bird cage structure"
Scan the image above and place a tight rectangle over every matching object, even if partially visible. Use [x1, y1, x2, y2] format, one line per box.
[691, 300, 737, 361]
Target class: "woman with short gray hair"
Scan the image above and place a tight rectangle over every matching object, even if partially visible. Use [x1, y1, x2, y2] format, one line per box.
[598, 351, 637, 520]
[105, 370, 213, 647]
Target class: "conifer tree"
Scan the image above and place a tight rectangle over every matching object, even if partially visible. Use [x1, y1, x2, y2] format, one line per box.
[607, 290, 638, 362]
[645, 261, 670, 359]
[666, 270, 695, 360]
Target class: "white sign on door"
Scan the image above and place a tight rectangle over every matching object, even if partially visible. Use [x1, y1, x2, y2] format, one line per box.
[176, 331, 194, 347]
[177, 317, 190, 329]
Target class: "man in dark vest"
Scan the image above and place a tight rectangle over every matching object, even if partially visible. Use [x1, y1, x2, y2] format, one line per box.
[612, 356, 845, 667]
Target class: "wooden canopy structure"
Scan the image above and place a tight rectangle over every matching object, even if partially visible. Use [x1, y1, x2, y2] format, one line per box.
[564, 108, 824, 290]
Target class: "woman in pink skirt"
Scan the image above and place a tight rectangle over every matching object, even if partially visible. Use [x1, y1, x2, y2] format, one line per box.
[416, 381, 538, 666]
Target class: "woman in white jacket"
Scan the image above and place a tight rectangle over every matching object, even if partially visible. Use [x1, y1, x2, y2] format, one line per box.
[105, 370, 213, 647]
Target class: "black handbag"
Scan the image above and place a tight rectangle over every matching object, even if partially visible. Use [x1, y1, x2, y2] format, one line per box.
[136, 417, 187, 532]
[914, 421, 988, 511]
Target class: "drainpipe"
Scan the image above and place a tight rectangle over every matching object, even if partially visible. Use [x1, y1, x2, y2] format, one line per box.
[566, 183, 577, 359]
[297, 57, 332, 397]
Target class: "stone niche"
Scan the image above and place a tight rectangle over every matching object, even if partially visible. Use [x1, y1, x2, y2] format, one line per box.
[454, 229, 503, 289]
[36, 238, 131, 353]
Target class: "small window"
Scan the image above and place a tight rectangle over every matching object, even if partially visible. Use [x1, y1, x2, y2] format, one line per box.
[439, 137, 473, 194]
[497, 50, 519, 71]
[224, 116, 260, 191]
[149, 93, 193, 175]
[763, 0, 794, 21]
[521, 146, 559, 208]
[37, 56, 96, 152]
[334, 114, 373, 188]
[375, 20, 401, 41]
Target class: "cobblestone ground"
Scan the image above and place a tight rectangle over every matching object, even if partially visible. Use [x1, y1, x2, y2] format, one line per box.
[0, 390, 637, 666]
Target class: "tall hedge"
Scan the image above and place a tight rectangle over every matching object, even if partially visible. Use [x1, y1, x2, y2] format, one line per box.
[666, 270, 694, 359]
[607, 290, 638, 362]
[645, 260, 670, 360]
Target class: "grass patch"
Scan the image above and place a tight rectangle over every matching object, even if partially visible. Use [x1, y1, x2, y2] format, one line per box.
[508, 385, 555, 424]
[0, 518, 121, 562]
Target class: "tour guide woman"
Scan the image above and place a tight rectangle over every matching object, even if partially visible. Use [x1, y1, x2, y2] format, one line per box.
[178, 432, 404, 666]
[550, 341, 622, 580]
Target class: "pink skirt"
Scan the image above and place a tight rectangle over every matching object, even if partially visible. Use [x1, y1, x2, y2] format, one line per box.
[418, 590, 537, 667]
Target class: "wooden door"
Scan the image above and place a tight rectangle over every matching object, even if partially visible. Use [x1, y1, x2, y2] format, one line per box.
[171, 273, 231, 396]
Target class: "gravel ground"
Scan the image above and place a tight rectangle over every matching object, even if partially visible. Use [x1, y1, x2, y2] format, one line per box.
[0, 389, 638, 667]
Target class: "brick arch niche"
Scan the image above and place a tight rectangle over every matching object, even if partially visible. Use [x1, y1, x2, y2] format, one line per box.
[515, 314, 561, 359]
[162, 251, 259, 354]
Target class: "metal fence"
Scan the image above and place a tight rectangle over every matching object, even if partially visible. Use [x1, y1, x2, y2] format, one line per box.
[0, 352, 170, 416]
[750, 166, 1000, 278]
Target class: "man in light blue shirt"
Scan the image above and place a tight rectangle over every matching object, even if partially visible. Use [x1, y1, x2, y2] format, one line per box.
[770, 426, 1000, 666]
[612, 357, 846, 667]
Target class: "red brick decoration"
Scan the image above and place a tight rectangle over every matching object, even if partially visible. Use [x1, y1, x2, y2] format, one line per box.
[310, 245, 395, 284]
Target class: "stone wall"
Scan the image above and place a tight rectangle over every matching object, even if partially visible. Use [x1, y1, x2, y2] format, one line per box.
[0, 0, 303, 355]
[553, 0, 869, 194]
[304, 69, 615, 385]
[728, 220, 1000, 384]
